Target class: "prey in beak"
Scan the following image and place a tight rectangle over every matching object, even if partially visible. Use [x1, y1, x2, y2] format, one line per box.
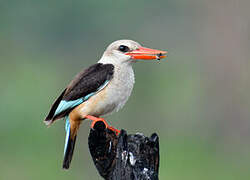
[125, 47, 167, 60]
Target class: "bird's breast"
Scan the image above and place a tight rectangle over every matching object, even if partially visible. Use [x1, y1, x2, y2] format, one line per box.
[108, 65, 135, 110]
[94, 64, 135, 116]
[75, 64, 135, 118]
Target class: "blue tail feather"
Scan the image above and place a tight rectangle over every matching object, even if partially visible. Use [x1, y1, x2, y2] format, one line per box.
[62, 116, 77, 169]
[64, 117, 71, 155]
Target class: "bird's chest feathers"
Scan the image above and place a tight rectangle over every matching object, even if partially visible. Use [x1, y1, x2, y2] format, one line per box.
[75, 64, 134, 117]
[105, 64, 135, 112]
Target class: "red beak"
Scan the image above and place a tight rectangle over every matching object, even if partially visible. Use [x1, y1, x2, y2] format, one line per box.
[125, 47, 167, 60]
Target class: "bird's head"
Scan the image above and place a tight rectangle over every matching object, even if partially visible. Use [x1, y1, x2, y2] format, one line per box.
[100, 40, 167, 65]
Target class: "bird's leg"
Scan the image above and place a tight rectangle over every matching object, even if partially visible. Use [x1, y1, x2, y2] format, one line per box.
[85, 115, 109, 128]
[85, 115, 120, 135]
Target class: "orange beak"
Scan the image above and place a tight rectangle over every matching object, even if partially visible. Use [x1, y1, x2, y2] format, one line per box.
[125, 47, 167, 60]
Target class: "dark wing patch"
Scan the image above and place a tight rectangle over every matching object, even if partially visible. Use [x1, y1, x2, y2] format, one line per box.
[63, 63, 114, 101]
[44, 63, 114, 124]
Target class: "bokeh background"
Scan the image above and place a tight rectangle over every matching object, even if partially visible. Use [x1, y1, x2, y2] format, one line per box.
[1, 0, 250, 179]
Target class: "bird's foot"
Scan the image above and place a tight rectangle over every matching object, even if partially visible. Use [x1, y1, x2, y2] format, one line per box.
[85, 115, 120, 136]
[107, 126, 121, 136]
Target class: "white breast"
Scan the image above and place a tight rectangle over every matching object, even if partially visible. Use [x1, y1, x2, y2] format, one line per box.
[108, 64, 135, 112]
[92, 63, 135, 116]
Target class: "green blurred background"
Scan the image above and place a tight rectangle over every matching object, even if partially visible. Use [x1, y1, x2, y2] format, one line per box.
[1, 0, 250, 179]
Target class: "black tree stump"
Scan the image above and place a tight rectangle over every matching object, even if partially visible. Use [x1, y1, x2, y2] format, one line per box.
[88, 121, 160, 180]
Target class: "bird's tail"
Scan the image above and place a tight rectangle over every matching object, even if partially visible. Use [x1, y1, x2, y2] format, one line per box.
[62, 116, 77, 169]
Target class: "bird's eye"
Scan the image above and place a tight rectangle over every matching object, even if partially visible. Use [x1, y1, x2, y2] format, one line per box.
[118, 45, 129, 52]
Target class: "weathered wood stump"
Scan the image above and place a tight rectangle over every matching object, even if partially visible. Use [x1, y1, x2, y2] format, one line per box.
[88, 121, 160, 180]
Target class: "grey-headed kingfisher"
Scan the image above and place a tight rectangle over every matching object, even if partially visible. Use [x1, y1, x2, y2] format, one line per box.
[44, 40, 167, 169]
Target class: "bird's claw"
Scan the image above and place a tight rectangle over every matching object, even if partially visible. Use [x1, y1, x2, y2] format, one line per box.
[86, 115, 120, 136]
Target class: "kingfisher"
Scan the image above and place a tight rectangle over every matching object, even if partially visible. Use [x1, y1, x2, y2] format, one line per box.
[44, 40, 167, 169]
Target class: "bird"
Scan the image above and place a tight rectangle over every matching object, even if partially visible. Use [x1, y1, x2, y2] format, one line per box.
[44, 39, 167, 169]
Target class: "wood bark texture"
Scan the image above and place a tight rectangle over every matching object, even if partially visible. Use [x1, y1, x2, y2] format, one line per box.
[88, 121, 160, 180]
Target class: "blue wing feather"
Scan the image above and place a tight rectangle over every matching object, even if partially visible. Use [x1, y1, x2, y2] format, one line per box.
[54, 79, 110, 117]
[54, 99, 83, 116]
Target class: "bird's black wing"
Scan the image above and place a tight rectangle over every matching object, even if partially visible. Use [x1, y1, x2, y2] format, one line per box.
[44, 63, 114, 124]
